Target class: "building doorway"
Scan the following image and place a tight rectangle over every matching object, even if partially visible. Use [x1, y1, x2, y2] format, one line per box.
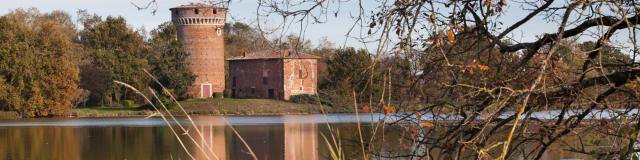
[268, 89, 275, 99]
[201, 84, 212, 98]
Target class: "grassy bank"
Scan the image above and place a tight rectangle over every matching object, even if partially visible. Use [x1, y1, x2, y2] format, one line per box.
[71, 107, 155, 118]
[69, 98, 328, 118]
[0, 111, 19, 119]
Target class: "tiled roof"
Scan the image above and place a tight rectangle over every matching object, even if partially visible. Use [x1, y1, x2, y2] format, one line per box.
[227, 50, 321, 60]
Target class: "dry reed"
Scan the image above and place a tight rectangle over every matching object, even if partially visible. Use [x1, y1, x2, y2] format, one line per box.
[113, 70, 258, 160]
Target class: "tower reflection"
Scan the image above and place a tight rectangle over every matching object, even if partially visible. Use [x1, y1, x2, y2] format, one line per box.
[193, 115, 319, 160]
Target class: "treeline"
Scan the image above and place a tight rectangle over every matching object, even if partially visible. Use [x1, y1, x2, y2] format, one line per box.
[0, 8, 379, 117]
[0, 9, 194, 117]
[2, 8, 628, 117]
[286, 27, 634, 112]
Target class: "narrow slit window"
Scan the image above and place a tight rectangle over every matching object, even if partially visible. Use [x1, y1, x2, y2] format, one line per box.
[298, 69, 303, 79]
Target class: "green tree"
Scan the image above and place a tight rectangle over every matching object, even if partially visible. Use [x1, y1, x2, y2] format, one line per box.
[579, 41, 631, 73]
[79, 15, 150, 106]
[324, 47, 381, 108]
[0, 9, 80, 117]
[308, 37, 336, 87]
[147, 22, 195, 98]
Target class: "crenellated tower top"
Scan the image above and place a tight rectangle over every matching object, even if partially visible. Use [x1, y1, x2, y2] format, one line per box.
[170, 3, 227, 26]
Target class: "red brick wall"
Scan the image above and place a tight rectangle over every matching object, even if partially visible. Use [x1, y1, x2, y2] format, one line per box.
[172, 6, 226, 98]
[228, 58, 318, 100]
[228, 59, 285, 99]
[282, 59, 318, 100]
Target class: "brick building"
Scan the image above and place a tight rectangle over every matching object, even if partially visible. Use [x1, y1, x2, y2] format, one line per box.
[227, 50, 320, 100]
[170, 3, 227, 98]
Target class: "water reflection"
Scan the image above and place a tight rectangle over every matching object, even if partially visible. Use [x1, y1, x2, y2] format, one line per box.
[283, 116, 318, 160]
[0, 115, 616, 160]
[193, 116, 319, 160]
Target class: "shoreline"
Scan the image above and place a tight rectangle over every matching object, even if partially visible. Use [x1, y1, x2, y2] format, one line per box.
[0, 98, 342, 119]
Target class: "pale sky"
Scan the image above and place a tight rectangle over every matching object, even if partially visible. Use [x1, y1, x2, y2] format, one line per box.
[0, 0, 372, 49]
[1, 0, 636, 53]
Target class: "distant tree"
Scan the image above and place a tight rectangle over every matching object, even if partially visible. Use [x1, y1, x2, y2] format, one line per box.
[579, 41, 631, 73]
[379, 54, 419, 105]
[324, 47, 381, 107]
[280, 35, 313, 52]
[78, 64, 111, 106]
[0, 9, 80, 117]
[79, 16, 150, 106]
[308, 37, 336, 87]
[147, 22, 195, 98]
[224, 22, 271, 58]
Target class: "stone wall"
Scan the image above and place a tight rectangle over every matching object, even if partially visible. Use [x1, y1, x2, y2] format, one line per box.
[282, 59, 318, 100]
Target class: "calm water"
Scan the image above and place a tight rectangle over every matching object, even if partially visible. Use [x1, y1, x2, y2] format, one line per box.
[0, 114, 612, 160]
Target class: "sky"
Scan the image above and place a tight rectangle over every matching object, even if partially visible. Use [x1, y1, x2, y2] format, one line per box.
[0, 0, 372, 49]
[0, 0, 636, 53]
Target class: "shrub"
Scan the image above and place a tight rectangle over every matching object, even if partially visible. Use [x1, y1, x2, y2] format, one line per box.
[213, 92, 224, 99]
[289, 94, 318, 104]
[290, 94, 334, 106]
[123, 100, 136, 108]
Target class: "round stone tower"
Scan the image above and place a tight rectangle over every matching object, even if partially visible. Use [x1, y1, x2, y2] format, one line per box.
[170, 3, 227, 98]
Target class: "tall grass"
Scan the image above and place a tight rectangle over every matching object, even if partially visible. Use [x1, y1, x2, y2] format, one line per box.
[113, 69, 257, 160]
[116, 69, 394, 160]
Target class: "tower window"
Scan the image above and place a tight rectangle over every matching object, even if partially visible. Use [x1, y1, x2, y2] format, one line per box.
[194, 9, 199, 14]
[263, 77, 268, 85]
[213, 9, 218, 14]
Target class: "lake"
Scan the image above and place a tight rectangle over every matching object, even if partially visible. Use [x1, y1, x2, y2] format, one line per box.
[0, 114, 615, 159]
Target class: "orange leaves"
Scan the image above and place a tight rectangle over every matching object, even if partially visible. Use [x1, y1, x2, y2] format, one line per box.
[447, 29, 455, 43]
[485, 0, 492, 6]
[383, 104, 396, 115]
[362, 104, 370, 113]
[460, 60, 490, 74]
[420, 120, 434, 128]
[499, 0, 507, 6]
[496, 0, 508, 12]
[478, 64, 490, 71]
[415, 112, 421, 120]
[409, 126, 419, 138]
[402, 143, 410, 150]
[426, 27, 462, 46]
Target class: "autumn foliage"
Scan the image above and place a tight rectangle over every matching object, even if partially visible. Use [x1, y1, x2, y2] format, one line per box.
[0, 9, 80, 117]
